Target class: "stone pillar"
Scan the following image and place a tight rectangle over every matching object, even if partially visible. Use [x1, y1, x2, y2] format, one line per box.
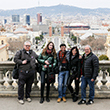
[49, 24, 52, 37]
[0, 70, 5, 90]
[104, 29, 110, 59]
[61, 22, 64, 37]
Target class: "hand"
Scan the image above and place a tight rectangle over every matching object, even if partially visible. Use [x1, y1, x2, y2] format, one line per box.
[45, 60, 49, 65]
[91, 79, 94, 82]
[79, 55, 82, 59]
[76, 78, 78, 80]
[44, 65, 47, 68]
[22, 60, 27, 64]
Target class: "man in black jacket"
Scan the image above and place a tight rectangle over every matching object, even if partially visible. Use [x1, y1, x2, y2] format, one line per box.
[78, 45, 99, 105]
[14, 41, 38, 104]
[57, 44, 69, 103]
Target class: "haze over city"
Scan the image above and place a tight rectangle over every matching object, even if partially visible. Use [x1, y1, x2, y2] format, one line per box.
[0, 0, 110, 10]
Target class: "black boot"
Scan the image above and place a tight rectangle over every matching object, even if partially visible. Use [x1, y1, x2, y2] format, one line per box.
[46, 97, 50, 102]
[71, 93, 75, 102]
[73, 95, 78, 102]
[40, 97, 44, 104]
[46, 83, 50, 102]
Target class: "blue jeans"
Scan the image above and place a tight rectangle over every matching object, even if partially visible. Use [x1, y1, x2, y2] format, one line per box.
[81, 76, 94, 100]
[58, 71, 69, 98]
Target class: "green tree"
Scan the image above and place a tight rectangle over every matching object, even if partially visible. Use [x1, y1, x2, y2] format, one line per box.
[99, 55, 109, 60]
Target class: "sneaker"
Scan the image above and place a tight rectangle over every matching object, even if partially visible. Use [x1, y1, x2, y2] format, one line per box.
[18, 100, 24, 104]
[86, 99, 94, 105]
[26, 98, 32, 102]
[78, 99, 86, 105]
[62, 97, 66, 102]
[57, 98, 61, 103]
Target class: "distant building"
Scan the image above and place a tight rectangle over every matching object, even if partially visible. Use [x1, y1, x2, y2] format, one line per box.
[12, 15, 20, 23]
[24, 14, 30, 25]
[3, 19, 7, 25]
[0, 44, 9, 61]
[32, 24, 48, 34]
[64, 23, 90, 33]
[37, 13, 42, 25]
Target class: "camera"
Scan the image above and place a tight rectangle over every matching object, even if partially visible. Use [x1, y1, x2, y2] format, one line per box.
[71, 67, 76, 72]
[59, 66, 67, 71]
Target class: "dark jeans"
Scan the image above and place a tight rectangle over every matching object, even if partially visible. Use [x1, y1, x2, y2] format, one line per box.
[67, 76, 79, 96]
[81, 76, 95, 100]
[40, 71, 50, 98]
[18, 70, 35, 100]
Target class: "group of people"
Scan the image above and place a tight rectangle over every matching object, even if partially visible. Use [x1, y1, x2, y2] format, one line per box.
[14, 41, 99, 105]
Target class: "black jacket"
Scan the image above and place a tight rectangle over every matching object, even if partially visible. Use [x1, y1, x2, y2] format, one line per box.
[82, 52, 99, 80]
[14, 49, 38, 71]
[56, 50, 69, 70]
[69, 55, 81, 78]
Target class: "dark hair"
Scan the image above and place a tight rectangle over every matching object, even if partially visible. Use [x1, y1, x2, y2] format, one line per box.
[70, 46, 79, 60]
[60, 44, 66, 48]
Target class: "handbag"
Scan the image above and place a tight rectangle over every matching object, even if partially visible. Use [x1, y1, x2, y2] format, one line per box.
[12, 50, 22, 79]
[12, 64, 19, 79]
[47, 67, 55, 83]
[70, 73, 77, 80]
[36, 63, 42, 74]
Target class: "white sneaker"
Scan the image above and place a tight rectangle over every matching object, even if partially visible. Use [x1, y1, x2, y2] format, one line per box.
[26, 98, 32, 102]
[18, 100, 24, 104]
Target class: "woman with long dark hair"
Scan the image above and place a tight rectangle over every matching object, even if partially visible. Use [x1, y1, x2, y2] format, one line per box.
[38, 41, 57, 104]
[67, 46, 81, 102]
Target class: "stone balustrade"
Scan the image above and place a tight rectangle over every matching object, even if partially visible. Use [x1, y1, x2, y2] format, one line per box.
[0, 61, 110, 98]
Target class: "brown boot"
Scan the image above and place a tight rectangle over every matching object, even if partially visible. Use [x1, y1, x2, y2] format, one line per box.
[62, 97, 66, 102]
[57, 98, 61, 103]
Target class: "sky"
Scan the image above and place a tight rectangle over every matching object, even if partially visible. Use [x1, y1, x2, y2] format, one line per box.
[1, 0, 110, 10]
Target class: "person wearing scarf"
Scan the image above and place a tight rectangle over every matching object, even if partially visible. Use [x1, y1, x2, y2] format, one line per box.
[37, 42, 57, 104]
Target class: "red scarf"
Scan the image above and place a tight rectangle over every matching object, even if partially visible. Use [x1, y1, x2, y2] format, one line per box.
[47, 49, 52, 54]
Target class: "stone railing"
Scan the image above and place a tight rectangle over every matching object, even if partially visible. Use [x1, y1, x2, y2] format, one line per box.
[0, 61, 110, 98]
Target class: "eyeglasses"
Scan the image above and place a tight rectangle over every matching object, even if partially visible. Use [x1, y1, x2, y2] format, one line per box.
[84, 49, 90, 51]
[25, 45, 31, 47]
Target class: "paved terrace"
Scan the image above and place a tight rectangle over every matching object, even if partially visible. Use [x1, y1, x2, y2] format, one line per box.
[0, 98, 109, 110]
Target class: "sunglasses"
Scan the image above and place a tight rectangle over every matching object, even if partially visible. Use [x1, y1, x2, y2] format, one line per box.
[25, 45, 31, 47]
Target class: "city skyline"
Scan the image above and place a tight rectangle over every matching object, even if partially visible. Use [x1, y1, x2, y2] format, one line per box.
[0, 0, 110, 10]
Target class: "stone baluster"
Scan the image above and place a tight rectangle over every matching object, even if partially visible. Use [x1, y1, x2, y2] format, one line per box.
[100, 69, 108, 90]
[95, 78, 99, 89]
[0, 70, 5, 90]
[32, 72, 39, 90]
[6, 71, 13, 90]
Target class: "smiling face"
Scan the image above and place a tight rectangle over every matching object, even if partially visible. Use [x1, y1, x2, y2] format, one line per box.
[72, 48, 77, 56]
[60, 46, 66, 52]
[48, 43, 53, 50]
[24, 42, 31, 51]
[85, 46, 91, 55]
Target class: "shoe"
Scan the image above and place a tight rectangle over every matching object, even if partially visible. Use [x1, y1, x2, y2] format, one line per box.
[18, 100, 24, 105]
[26, 98, 32, 102]
[86, 99, 94, 105]
[57, 98, 61, 103]
[73, 96, 78, 102]
[78, 99, 86, 105]
[40, 98, 44, 104]
[46, 98, 50, 102]
[62, 97, 66, 102]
